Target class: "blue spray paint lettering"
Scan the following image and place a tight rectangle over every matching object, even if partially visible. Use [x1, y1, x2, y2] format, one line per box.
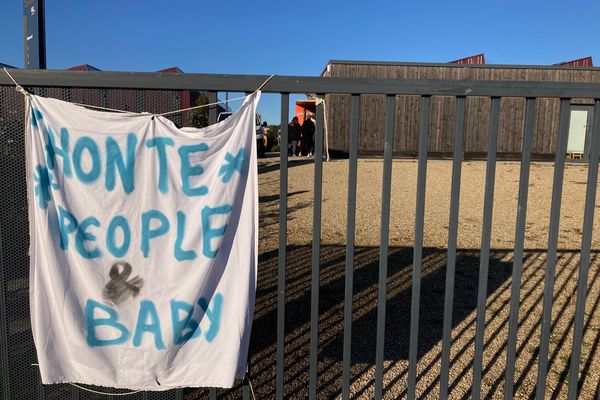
[75, 216, 102, 259]
[84, 295, 223, 349]
[145, 137, 174, 193]
[170, 300, 201, 345]
[106, 215, 131, 258]
[141, 210, 170, 258]
[132, 300, 165, 350]
[31, 108, 43, 128]
[218, 148, 245, 183]
[174, 211, 197, 261]
[33, 164, 59, 209]
[105, 133, 137, 194]
[85, 299, 130, 347]
[178, 143, 209, 196]
[58, 206, 78, 250]
[201, 204, 232, 259]
[198, 293, 223, 343]
[46, 127, 72, 177]
[73, 136, 102, 184]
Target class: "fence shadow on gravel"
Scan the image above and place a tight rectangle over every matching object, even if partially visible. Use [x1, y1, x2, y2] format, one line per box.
[193, 246, 600, 399]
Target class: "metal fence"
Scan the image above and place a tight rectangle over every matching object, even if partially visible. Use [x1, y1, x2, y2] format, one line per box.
[1, 69, 600, 399]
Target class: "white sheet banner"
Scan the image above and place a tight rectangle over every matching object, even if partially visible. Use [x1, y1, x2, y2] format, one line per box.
[27, 92, 259, 390]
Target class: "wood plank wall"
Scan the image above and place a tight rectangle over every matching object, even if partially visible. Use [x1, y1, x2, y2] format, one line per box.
[323, 63, 600, 158]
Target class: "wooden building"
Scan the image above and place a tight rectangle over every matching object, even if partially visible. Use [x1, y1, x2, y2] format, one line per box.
[321, 59, 599, 160]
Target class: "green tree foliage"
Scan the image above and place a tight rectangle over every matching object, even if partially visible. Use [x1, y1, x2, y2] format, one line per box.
[266, 124, 278, 140]
[188, 92, 209, 128]
[266, 124, 280, 149]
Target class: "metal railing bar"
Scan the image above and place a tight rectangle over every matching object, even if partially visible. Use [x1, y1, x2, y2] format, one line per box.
[309, 95, 325, 400]
[4, 69, 600, 98]
[71, 385, 79, 400]
[207, 88, 218, 400]
[535, 97, 571, 400]
[34, 366, 44, 399]
[277, 93, 289, 400]
[374, 94, 396, 399]
[135, 89, 144, 113]
[208, 91, 217, 125]
[471, 97, 500, 400]
[0, 208, 10, 400]
[566, 261, 600, 397]
[174, 387, 183, 400]
[439, 96, 466, 400]
[503, 97, 536, 399]
[567, 99, 600, 400]
[407, 95, 431, 399]
[0, 83, 11, 400]
[342, 94, 360, 400]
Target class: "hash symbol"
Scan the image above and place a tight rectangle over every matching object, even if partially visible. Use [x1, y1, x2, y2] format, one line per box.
[218, 148, 245, 183]
[33, 164, 58, 209]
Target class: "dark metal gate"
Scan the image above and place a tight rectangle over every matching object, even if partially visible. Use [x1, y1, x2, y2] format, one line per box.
[1, 69, 600, 399]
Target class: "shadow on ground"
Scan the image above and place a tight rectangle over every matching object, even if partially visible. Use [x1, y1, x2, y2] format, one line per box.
[185, 246, 600, 399]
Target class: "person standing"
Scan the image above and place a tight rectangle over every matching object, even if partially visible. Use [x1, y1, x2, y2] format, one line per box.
[309, 114, 316, 156]
[288, 117, 301, 156]
[258, 121, 268, 158]
[301, 113, 315, 157]
[262, 121, 268, 148]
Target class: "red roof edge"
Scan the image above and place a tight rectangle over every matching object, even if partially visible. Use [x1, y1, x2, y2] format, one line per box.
[66, 64, 101, 71]
[448, 53, 486, 65]
[553, 57, 593, 67]
[158, 67, 184, 73]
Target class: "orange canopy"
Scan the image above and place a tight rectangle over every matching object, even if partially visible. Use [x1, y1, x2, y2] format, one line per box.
[295, 100, 317, 125]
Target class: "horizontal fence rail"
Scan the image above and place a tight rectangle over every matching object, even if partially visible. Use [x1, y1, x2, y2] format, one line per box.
[1, 69, 600, 399]
[2, 68, 600, 97]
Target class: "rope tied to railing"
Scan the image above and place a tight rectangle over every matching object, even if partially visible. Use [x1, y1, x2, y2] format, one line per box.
[3, 67, 30, 96]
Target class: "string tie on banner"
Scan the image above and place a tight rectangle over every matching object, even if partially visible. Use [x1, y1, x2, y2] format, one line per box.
[155, 74, 274, 118]
[3, 67, 30, 96]
[30, 364, 141, 396]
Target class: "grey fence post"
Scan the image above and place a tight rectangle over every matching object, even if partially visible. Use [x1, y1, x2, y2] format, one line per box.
[277, 93, 289, 400]
[407, 95, 431, 400]
[374, 94, 396, 399]
[309, 95, 325, 400]
[567, 99, 600, 399]
[472, 97, 500, 399]
[504, 98, 536, 399]
[439, 96, 466, 399]
[341, 94, 360, 400]
[535, 98, 571, 400]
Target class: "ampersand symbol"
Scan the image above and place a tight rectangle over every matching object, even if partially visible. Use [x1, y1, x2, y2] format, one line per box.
[103, 261, 143, 305]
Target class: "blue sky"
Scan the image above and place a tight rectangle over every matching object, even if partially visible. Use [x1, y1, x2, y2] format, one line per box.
[2, 0, 600, 124]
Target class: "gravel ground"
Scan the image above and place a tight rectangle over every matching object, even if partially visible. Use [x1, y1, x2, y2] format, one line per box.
[187, 157, 600, 399]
